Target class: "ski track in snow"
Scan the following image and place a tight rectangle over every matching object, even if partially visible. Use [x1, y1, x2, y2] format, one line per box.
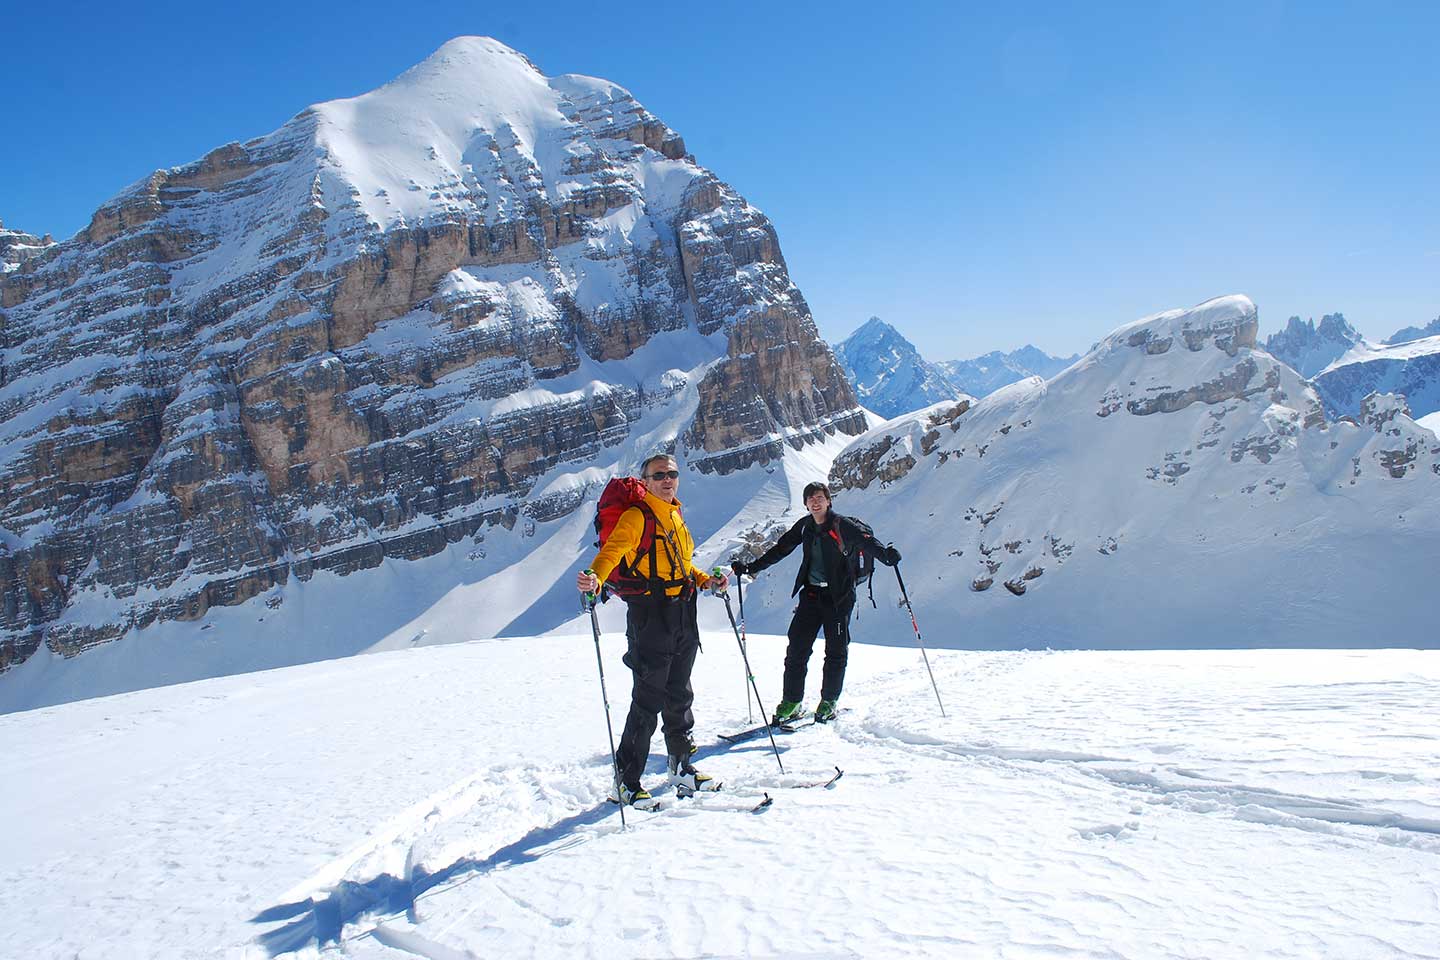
[5, 640, 1439, 959]
[231, 648, 1440, 959]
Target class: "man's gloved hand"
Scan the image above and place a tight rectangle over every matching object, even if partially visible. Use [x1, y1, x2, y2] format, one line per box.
[884, 544, 902, 565]
[731, 560, 750, 577]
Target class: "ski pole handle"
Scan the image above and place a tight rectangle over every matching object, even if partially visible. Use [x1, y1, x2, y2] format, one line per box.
[581, 568, 600, 608]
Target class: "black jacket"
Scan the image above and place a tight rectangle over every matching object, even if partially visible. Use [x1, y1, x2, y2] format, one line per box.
[746, 512, 897, 605]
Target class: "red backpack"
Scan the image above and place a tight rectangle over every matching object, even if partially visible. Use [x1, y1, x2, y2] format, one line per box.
[591, 477, 687, 601]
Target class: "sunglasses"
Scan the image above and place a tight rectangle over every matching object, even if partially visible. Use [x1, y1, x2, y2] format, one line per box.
[645, 470, 680, 481]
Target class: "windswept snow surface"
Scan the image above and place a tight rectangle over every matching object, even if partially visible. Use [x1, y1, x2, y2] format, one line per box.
[3, 631, 1437, 959]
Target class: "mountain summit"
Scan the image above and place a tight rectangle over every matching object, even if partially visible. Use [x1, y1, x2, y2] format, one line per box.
[833, 317, 962, 418]
[0, 38, 863, 685]
[1263, 313, 1367, 377]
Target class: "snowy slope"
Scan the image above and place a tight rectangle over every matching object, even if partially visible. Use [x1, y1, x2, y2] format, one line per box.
[751, 295, 1440, 649]
[3, 629, 1436, 959]
[1313, 334, 1440, 421]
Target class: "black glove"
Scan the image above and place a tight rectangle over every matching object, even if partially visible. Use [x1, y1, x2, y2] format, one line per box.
[731, 560, 751, 576]
[884, 544, 901, 565]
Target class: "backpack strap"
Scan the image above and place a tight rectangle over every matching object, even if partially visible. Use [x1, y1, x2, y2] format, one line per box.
[611, 503, 691, 600]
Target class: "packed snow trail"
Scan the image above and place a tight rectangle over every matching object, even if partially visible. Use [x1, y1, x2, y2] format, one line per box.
[2, 636, 1437, 959]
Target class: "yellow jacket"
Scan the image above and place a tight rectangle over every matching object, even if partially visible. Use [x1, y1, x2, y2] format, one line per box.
[590, 492, 715, 596]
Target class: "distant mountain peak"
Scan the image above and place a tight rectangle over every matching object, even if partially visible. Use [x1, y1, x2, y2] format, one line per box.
[833, 318, 961, 420]
[1263, 311, 1367, 378]
[938, 341, 1080, 399]
[1385, 316, 1440, 345]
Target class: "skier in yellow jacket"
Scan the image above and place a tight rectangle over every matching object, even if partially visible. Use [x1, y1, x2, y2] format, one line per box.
[576, 454, 727, 804]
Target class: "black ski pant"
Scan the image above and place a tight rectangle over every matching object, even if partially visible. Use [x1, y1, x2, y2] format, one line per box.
[782, 586, 854, 703]
[615, 594, 700, 787]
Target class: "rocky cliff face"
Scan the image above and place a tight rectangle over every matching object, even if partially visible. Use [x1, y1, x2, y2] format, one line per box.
[0, 38, 863, 673]
[1312, 336, 1440, 422]
[0, 220, 54, 273]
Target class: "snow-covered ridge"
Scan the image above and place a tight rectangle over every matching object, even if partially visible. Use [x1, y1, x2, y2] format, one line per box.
[311, 37, 686, 234]
[937, 343, 1079, 399]
[788, 295, 1440, 648]
[1313, 334, 1440, 422]
[1322, 333, 1440, 373]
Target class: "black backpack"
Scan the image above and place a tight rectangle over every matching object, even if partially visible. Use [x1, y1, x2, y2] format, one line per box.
[836, 515, 879, 610]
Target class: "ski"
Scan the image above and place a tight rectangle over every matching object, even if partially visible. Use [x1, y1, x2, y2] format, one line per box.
[780, 707, 846, 733]
[718, 722, 779, 743]
[718, 712, 829, 743]
[752, 792, 775, 812]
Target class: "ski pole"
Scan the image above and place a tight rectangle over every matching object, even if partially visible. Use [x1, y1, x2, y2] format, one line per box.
[715, 586, 785, 774]
[583, 572, 627, 828]
[717, 567, 753, 722]
[893, 563, 947, 718]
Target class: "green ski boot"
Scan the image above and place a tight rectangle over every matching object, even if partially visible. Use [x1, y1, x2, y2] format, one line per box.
[771, 700, 805, 725]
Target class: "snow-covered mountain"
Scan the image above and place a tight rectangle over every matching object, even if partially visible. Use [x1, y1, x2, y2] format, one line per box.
[832, 316, 961, 418]
[1385, 316, 1440, 344]
[0, 38, 864, 682]
[0, 219, 53, 272]
[1262, 312, 1367, 377]
[937, 344, 1080, 397]
[832, 318, 1078, 415]
[733, 295, 1440, 648]
[1312, 336, 1440, 421]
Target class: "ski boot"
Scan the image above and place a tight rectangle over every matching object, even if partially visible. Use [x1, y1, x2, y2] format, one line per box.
[668, 753, 718, 798]
[814, 698, 839, 723]
[771, 699, 806, 725]
[617, 781, 652, 806]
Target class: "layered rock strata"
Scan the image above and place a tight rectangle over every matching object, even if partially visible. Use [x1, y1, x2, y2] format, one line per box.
[0, 38, 862, 669]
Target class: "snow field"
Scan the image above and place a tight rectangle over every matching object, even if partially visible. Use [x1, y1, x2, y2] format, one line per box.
[4, 632, 1438, 959]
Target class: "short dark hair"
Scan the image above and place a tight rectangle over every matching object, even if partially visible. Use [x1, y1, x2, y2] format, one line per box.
[639, 453, 677, 476]
[803, 481, 832, 502]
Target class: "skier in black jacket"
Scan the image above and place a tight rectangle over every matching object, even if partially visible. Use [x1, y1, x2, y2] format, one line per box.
[731, 481, 899, 724]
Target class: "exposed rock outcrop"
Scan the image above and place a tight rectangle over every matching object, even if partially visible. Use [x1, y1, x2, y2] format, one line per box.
[0, 38, 865, 669]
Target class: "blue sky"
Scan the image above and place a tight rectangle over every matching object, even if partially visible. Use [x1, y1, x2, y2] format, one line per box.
[3, 0, 1436, 358]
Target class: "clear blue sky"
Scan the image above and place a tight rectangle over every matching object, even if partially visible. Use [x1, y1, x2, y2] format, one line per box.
[4, 0, 1437, 358]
